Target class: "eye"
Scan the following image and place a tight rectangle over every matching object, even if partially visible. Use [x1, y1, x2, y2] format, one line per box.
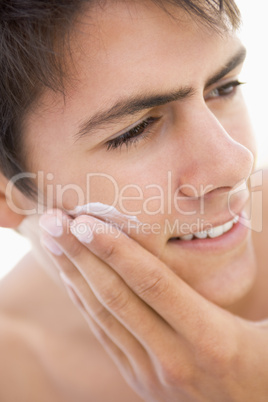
[206, 80, 245, 100]
[106, 116, 161, 151]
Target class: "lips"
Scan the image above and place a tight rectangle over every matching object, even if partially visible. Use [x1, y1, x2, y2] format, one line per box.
[170, 215, 240, 241]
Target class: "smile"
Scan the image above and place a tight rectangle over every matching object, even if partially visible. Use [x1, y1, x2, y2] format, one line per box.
[173, 215, 240, 241]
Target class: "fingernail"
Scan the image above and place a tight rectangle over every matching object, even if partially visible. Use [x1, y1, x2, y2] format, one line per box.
[41, 235, 63, 256]
[39, 214, 63, 237]
[70, 219, 94, 244]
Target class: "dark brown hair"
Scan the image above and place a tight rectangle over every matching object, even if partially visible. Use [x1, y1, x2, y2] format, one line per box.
[0, 0, 241, 196]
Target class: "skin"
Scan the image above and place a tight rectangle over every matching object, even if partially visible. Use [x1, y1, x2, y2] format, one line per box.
[1, 1, 268, 401]
[23, 1, 256, 308]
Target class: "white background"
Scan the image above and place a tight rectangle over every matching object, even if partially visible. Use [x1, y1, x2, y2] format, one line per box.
[0, 0, 268, 280]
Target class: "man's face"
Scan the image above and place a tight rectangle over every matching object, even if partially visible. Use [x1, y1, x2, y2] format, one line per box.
[22, 1, 257, 308]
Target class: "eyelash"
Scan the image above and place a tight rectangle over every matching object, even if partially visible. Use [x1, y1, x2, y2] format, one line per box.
[105, 80, 244, 151]
[106, 116, 160, 151]
[206, 80, 244, 100]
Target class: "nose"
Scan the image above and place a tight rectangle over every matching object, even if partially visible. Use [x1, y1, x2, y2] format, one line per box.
[178, 106, 254, 198]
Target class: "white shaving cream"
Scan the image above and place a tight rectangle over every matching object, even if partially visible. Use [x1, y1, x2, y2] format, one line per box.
[73, 202, 141, 226]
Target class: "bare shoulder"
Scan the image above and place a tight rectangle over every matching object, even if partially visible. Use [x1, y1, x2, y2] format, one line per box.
[0, 254, 66, 402]
[0, 254, 142, 402]
[0, 313, 58, 402]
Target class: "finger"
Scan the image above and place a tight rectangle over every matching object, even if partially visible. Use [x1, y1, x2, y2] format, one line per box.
[61, 274, 136, 378]
[39, 212, 178, 356]
[68, 214, 230, 344]
[62, 277, 160, 394]
[41, 232, 157, 375]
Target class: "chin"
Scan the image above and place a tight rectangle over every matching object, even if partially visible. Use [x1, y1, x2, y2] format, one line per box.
[194, 241, 257, 309]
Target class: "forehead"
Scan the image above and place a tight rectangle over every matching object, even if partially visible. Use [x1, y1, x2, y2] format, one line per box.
[26, 1, 240, 142]
[65, 1, 238, 99]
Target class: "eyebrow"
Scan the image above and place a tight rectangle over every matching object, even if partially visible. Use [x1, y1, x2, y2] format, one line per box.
[74, 46, 246, 141]
[205, 46, 247, 88]
[75, 87, 194, 141]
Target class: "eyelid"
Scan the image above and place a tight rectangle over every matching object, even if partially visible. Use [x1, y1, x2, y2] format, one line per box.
[106, 111, 161, 142]
[105, 116, 160, 151]
[205, 60, 245, 89]
[204, 76, 242, 99]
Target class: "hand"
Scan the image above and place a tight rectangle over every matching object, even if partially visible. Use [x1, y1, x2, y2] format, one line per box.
[39, 210, 268, 402]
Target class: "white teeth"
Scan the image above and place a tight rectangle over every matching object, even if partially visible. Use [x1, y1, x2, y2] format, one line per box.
[207, 224, 224, 238]
[233, 215, 239, 224]
[223, 220, 234, 233]
[178, 215, 239, 241]
[194, 231, 208, 239]
[180, 234, 194, 241]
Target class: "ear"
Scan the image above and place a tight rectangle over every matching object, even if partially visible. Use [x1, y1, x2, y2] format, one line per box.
[0, 173, 25, 228]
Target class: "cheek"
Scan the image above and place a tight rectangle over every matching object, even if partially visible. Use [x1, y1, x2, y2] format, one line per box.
[160, 235, 257, 307]
[86, 161, 174, 255]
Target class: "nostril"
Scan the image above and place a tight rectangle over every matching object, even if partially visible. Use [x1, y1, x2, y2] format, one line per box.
[177, 183, 201, 198]
[177, 183, 224, 198]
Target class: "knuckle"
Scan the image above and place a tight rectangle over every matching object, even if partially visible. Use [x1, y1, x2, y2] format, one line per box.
[197, 331, 238, 375]
[158, 357, 193, 388]
[91, 304, 116, 329]
[211, 341, 238, 371]
[135, 270, 169, 301]
[92, 304, 110, 322]
[99, 279, 131, 314]
[99, 238, 119, 263]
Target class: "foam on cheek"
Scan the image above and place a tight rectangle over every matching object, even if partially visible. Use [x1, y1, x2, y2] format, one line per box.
[73, 202, 141, 226]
